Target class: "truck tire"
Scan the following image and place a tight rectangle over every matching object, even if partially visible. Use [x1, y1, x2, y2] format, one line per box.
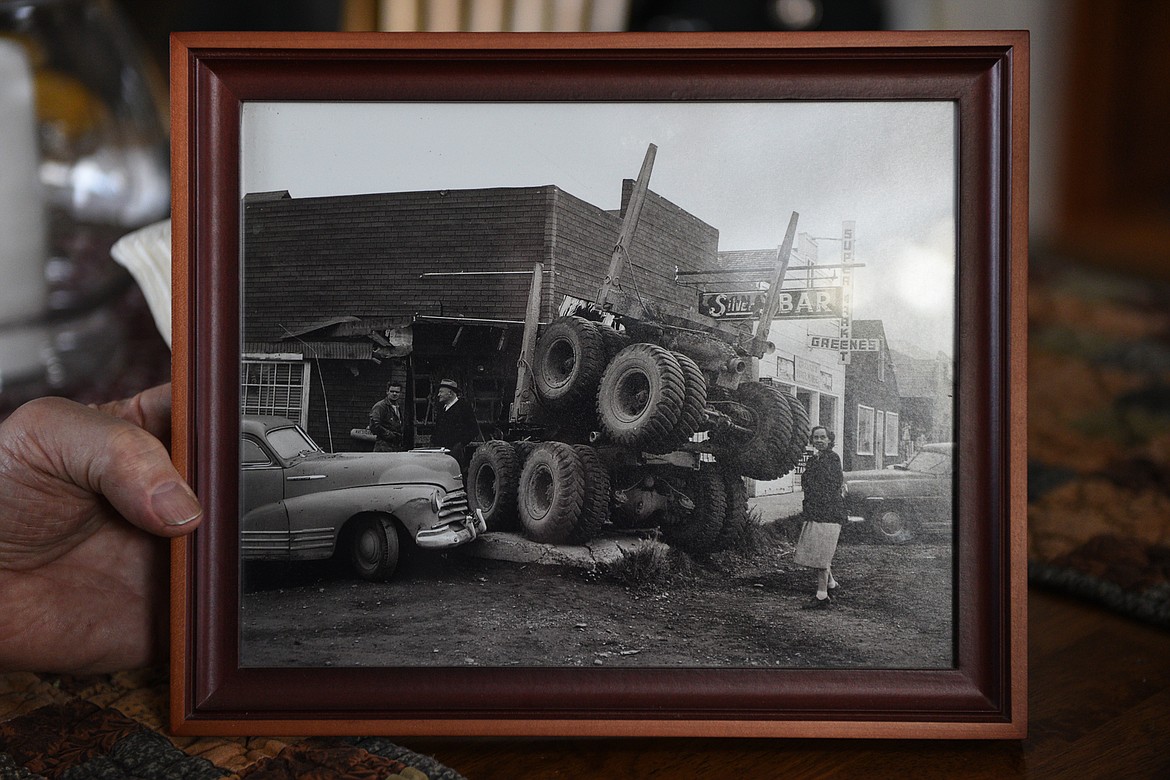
[785, 393, 811, 474]
[668, 351, 708, 448]
[597, 342, 685, 453]
[518, 442, 585, 544]
[663, 468, 726, 554]
[597, 324, 631, 361]
[714, 473, 750, 551]
[467, 440, 520, 531]
[533, 316, 608, 412]
[570, 444, 611, 542]
[513, 440, 537, 468]
[347, 514, 399, 582]
[715, 381, 793, 480]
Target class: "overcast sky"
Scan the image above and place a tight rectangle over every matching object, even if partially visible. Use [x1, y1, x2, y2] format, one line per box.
[241, 101, 956, 356]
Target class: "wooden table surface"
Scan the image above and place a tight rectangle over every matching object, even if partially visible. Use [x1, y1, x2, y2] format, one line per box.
[408, 588, 1170, 778]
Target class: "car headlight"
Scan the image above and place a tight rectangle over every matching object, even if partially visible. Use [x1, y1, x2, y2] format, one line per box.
[430, 490, 442, 514]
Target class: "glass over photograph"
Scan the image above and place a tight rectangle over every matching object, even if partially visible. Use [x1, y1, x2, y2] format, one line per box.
[236, 101, 957, 670]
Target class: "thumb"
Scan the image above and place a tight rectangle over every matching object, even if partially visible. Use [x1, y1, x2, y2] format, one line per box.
[10, 396, 203, 536]
[85, 411, 203, 536]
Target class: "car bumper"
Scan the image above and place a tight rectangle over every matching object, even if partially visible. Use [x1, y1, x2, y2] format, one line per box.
[415, 510, 488, 549]
[845, 496, 884, 524]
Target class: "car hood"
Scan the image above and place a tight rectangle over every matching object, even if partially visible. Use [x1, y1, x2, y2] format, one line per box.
[289, 449, 463, 489]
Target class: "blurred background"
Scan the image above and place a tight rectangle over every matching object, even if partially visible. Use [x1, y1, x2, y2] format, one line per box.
[1, 0, 1167, 412]
[119, 0, 1166, 273]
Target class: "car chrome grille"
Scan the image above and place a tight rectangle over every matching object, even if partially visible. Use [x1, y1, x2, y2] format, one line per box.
[437, 488, 470, 521]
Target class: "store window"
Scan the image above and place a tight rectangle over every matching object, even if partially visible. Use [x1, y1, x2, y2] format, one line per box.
[241, 359, 309, 426]
[885, 411, 900, 458]
[856, 405, 875, 455]
[777, 356, 795, 383]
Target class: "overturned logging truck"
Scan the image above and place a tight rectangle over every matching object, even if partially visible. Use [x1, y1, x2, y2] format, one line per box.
[466, 144, 810, 554]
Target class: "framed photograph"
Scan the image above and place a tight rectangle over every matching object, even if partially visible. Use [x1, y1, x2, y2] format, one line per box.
[171, 31, 1028, 738]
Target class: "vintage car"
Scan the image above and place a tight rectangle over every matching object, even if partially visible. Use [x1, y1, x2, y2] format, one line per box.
[843, 442, 954, 544]
[241, 415, 485, 580]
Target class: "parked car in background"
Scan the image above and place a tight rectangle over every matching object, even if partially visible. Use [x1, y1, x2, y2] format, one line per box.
[843, 442, 954, 544]
[240, 415, 484, 580]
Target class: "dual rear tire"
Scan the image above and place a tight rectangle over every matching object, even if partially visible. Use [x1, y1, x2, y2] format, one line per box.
[470, 439, 611, 545]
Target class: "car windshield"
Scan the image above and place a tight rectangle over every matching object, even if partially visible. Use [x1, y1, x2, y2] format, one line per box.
[907, 449, 951, 475]
[266, 425, 320, 460]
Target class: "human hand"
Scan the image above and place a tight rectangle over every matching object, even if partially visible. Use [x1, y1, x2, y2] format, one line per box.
[0, 384, 201, 674]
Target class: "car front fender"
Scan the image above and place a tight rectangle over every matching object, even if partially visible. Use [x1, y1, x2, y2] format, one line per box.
[283, 483, 469, 553]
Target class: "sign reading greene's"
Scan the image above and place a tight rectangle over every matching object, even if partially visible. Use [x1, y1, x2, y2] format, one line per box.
[699, 287, 842, 320]
[807, 335, 880, 352]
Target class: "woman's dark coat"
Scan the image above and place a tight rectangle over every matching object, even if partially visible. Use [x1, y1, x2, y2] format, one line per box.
[801, 449, 846, 524]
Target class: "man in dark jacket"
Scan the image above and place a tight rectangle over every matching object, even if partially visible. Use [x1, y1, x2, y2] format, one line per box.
[368, 381, 404, 452]
[431, 378, 480, 470]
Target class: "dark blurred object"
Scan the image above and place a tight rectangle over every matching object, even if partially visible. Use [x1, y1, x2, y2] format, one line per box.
[628, 0, 884, 32]
[0, 0, 170, 413]
[116, 0, 343, 71]
[1056, 0, 1170, 278]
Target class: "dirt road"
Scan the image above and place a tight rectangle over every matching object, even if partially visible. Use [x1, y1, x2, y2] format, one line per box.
[241, 528, 953, 670]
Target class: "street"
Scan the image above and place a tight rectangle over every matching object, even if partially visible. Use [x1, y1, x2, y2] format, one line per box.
[240, 526, 954, 670]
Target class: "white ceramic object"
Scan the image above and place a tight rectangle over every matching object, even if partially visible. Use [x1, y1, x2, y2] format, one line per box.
[111, 219, 171, 348]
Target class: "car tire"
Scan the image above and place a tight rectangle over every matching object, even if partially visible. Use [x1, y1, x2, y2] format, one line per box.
[348, 515, 400, 581]
[518, 442, 585, 544]
[870, 506, 915, 544]
[467, 440, 521, 531]
[597, 342, 685, 453]
[533, 316, 608, 412]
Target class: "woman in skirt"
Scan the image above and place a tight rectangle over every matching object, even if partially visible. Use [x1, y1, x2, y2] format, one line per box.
[794, 425, 846, 609]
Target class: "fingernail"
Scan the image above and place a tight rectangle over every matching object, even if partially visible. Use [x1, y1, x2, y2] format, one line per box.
[152, 481, 202, 526]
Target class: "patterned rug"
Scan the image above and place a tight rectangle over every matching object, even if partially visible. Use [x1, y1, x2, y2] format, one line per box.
[1028, 251, 1170, 628]
[0, 669, 465, 779]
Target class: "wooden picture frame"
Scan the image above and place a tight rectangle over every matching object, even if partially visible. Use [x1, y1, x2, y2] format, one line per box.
[170, 31, 1028, 738]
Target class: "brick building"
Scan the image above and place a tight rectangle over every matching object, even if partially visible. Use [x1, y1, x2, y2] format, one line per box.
[841, 319, 901, 471]
[890, 346, 955, 455]
[240, 182, 737, 450]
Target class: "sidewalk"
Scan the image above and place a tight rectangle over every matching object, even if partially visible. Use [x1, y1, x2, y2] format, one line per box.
[748, 490, 804, 523]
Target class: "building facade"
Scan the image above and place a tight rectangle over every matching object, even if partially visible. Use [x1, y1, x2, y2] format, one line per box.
[240, 182, 743, 449]
[841, 319, 901, 471]
[890, 346, 955, 456]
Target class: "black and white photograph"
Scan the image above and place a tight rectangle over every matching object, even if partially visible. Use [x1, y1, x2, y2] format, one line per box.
[235, 99, 957, 671]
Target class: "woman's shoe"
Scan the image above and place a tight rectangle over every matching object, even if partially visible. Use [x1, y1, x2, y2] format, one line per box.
[801, 596, 833, 610]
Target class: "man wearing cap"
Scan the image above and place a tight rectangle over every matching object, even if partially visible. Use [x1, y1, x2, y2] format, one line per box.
[431, 378, 480, 470]
[368, 380, 405, 452]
